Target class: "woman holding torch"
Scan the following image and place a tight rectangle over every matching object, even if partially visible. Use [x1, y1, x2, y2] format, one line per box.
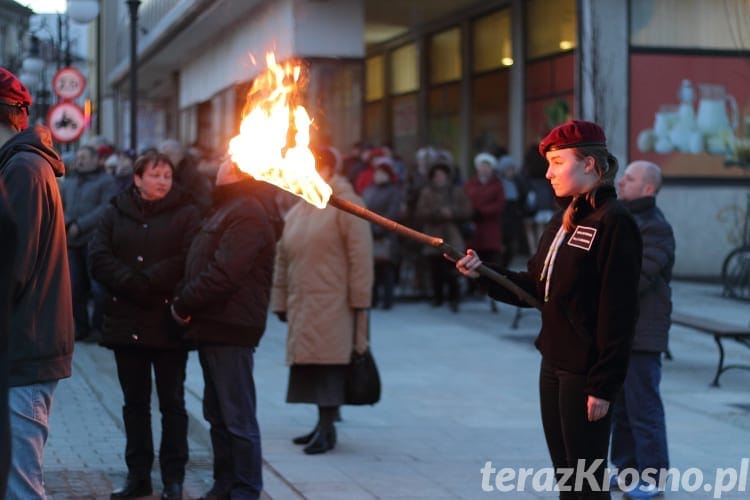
[452, 120, 642, 499]
[271, 146, 373, 455]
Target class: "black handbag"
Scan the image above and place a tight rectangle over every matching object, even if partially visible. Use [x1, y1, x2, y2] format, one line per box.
[345, 310, 381, 405]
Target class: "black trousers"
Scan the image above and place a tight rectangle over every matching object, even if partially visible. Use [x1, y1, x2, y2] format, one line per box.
[539, 359, 612, 499]
[428, 254, 459, 305]
[114, 347, 189, 485]
[373, 260, 396, 308]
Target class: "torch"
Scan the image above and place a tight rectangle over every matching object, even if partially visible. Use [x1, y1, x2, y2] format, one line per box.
[227, 53, 541, 310]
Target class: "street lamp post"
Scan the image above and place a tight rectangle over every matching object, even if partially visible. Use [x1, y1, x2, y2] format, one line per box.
[127, 0, 141, 155]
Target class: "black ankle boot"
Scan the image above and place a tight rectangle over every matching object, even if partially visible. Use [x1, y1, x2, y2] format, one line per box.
[292, 424, 319, 445]
[303, 425, 336, 455]
[111, 476, 152, 498]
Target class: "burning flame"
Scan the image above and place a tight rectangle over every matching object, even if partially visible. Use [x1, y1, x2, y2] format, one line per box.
[228, 53, 332, 208]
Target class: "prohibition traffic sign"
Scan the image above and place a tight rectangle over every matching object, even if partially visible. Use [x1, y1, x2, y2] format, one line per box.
[52, 67, 86, 100]
[47, 101, 86, 143]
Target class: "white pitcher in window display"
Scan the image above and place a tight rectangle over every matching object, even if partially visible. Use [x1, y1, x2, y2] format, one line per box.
[696, 83, 739, 136]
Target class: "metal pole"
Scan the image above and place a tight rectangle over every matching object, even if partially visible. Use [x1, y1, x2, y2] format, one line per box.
[127, 0, 141, 154]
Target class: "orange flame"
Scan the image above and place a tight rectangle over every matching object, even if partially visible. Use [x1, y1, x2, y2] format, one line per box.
[228, 53, 332, 208]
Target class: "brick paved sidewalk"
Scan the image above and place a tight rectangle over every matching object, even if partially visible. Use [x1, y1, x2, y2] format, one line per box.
[44, 345, 214, 500]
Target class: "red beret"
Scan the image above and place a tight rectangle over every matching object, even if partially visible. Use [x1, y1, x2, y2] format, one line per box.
[0, 68, 32, 107]
[538, 120, 606, 157]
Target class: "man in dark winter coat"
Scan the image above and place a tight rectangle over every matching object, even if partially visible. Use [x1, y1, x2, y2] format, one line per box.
[0, 179, 17, 498]
[611, 160, 675, 498]
[0, 67, 74, 498]
[171, 158, 282, 500]
[61, 144, 119, 341]
[159, 139, 213, 212]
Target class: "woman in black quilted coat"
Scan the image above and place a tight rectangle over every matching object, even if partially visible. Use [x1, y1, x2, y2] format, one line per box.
[89, 152, 200, 500]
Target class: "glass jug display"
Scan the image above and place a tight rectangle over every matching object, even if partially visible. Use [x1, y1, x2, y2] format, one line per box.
[695, 83, 739, 136]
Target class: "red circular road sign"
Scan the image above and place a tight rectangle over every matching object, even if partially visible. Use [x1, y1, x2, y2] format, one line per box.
[47, 101, 86, 143]
[52, 67, 86, 100]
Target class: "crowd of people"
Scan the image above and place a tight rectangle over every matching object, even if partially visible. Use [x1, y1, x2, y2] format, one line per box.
[0, 63, 675, 500]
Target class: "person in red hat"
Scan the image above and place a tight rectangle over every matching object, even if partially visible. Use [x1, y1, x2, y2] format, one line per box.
[452, 120, 643, 499]
[0, 180, 17, 498]
[362, 156, 403, 309]
[0, 67, 74, 498]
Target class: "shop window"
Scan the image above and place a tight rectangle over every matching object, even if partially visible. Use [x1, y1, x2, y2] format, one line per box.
[524, 53, 575, 145]
[631, 0, 750, 50]
[428, 84, 462, 169]
[472, 72, 510, 154]
[429, 28, 462, 84]
[525, 0, 577, 59]
[390, 43, 418, 95]
[391, 93, 419, 166]
[365, 100, 386, 146]
[366, 55, 385, 102]
[473, 9, 513, 72]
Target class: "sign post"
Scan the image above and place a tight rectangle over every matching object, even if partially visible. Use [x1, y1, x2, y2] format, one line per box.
[48, 67, 87, 144]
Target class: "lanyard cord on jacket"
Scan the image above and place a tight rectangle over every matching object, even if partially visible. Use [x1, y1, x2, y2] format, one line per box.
[539, 189, 603, 303]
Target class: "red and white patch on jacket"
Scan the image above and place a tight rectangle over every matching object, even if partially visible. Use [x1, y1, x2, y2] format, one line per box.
[567, 225, 597, 251]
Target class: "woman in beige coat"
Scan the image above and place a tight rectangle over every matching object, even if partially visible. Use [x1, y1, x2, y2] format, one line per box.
[271, 146, 373, 455]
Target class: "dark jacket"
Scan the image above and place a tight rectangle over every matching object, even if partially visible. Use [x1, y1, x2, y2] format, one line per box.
[173, 177, 280, 347]
[481, 185, 642, 401]
[175, 155, 212, 213]
[362, 180, 402, 262]
[415, 183, 474, 255]
[0, 180, 17, 496]
[624, 196, 675, 353]
[89, 186, 201, 349]
[0, 125, 74, 387]
[60, 168, 119, 247]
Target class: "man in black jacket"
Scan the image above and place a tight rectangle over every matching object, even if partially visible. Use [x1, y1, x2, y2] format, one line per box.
[0, 179, 18, 498]
[0, 68, 74, 498]
[611, 161, 675, 498]
[171, 158, 282, 500]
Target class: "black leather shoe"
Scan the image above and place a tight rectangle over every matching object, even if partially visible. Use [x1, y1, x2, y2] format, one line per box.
[292, 425, 318, 445]
[111, 477, 152, 498]
[303, 425, 336, 454]
[161, 482, 182, 499]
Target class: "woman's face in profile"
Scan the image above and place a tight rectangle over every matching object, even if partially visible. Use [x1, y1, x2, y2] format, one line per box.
[544, 149, 595, 198]
[135, 160, 173, 201]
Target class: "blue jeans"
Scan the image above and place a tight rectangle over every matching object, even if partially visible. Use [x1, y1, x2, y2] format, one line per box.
[198, 346, 262, 499]
[7, 381, 58, 499]
[611, 351, 669, 474]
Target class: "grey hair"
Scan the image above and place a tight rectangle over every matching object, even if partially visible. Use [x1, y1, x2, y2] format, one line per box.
[627, 160, 663, 192]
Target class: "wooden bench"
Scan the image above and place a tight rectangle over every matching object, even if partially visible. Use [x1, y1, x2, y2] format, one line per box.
[671, 311, 750, 387]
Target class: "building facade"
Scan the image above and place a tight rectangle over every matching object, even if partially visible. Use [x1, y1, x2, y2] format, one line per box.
[94, 0, 750, 278]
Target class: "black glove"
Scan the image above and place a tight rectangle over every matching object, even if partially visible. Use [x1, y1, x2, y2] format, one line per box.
[123, 272, 149, 296]
[276, 311, 287, 323]
[122, 273, 157, 306]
